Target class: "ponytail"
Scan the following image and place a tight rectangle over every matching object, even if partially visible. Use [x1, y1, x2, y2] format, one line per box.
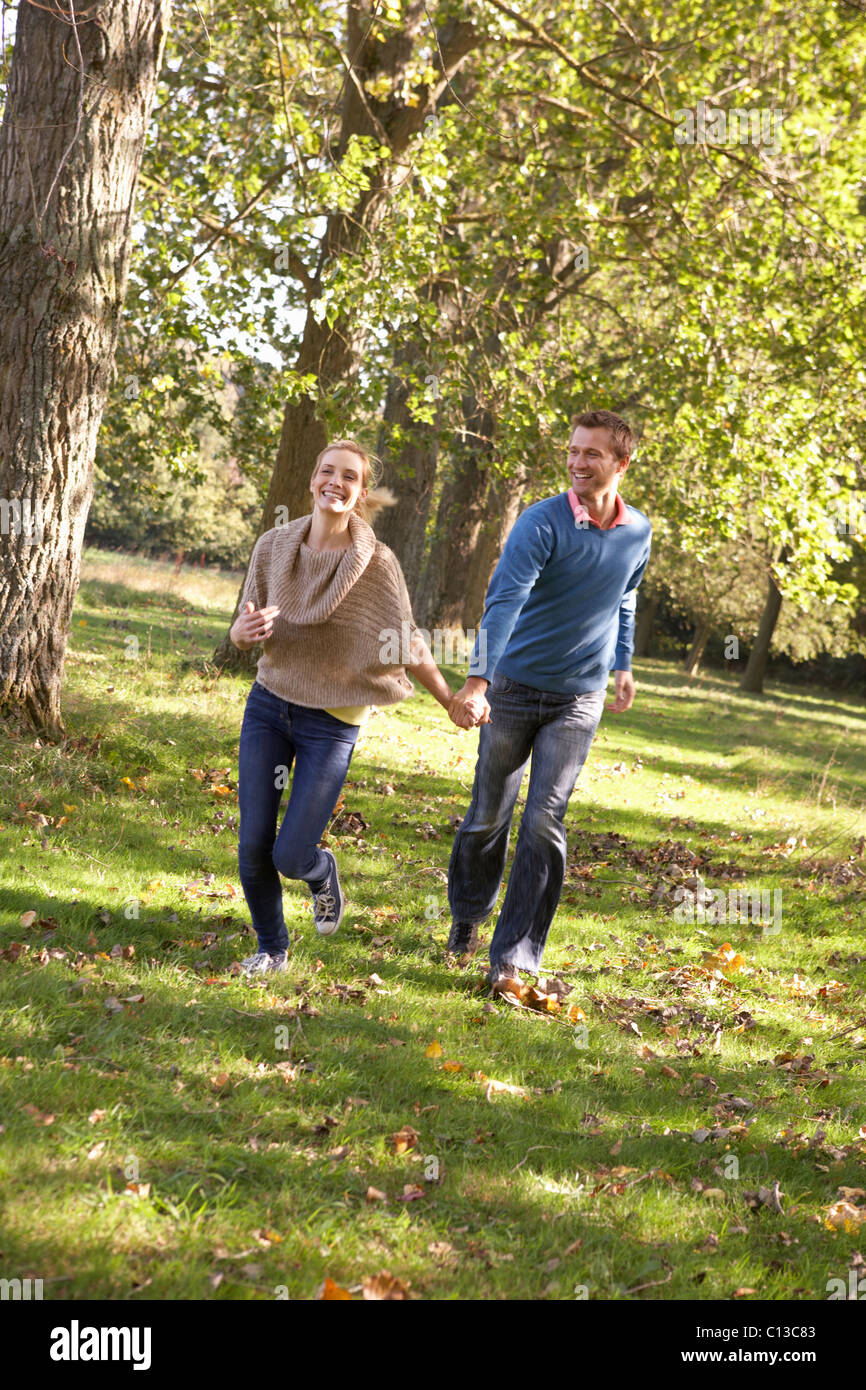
[356, 485, 397, 525]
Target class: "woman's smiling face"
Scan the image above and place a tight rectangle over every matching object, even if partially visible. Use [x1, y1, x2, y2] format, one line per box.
[310, 448, 367, 515]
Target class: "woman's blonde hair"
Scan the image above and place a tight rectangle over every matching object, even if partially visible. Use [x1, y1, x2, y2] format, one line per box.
[309, 438, 396, 526]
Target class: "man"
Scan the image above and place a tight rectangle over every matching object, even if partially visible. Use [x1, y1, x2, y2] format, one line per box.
[446, 408, 652, 991]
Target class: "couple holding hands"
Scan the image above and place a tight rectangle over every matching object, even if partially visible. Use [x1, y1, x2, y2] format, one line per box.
[230, 408, 652, 990]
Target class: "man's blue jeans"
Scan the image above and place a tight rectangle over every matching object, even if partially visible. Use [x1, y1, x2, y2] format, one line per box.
[237, 680, 360, 953]
[448, 672, 606, 973]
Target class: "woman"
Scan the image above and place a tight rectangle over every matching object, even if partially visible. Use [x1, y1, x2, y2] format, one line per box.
[230, 438, 456, 977]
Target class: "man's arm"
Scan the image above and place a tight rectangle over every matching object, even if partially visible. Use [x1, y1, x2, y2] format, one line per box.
[471, 508, 555, 680]
[609, 537, 652, 713]
[613, 587, 639, 675]
[449, 508, 555, 727]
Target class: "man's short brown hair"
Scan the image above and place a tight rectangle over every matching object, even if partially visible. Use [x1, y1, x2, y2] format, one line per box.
[570, 409, 635, 461]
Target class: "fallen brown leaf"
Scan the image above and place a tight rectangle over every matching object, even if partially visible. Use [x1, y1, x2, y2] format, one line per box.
[386, 1124, 419, 1155]
[362, 1271, 411, 1300]
[22, 1104, 54, 1126]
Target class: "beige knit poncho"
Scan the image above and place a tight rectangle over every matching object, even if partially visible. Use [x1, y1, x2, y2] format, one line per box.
[238, 511, 422, 709]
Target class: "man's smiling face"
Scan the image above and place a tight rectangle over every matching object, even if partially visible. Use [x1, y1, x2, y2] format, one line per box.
[567, 425, 630, 496]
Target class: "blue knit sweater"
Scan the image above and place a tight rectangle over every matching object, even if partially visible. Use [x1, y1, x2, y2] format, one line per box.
[469, 491, 652, 693]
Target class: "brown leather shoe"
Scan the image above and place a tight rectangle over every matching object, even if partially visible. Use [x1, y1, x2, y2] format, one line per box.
[487, 961, 523, 996]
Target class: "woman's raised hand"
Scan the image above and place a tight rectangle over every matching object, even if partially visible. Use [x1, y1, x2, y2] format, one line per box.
[231, 600, 280, 649]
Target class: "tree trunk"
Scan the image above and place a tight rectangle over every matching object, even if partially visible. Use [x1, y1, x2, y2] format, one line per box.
[415, 396, 494, 629]
[634, 589, 659, 657]
[683, 621, 711, 677]
[0, 0, 172, 737]
[412, 233, 594, 631]
[461, 467, 529, 628]
[741, 563, 785, 693]
[374, 337, 440, 595]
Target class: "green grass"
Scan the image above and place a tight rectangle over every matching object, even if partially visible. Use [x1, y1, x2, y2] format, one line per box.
[0, 544, 864, 1301]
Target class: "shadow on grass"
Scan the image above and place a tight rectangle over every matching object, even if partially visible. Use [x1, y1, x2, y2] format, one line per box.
[2, 962, 863, 1299]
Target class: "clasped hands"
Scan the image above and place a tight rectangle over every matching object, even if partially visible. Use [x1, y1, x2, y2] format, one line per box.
[447, 670, 636, 728]
[448, 678, 491, 730]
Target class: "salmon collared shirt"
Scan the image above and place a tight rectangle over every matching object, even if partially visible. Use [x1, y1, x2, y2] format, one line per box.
[566, 487, 631, 529]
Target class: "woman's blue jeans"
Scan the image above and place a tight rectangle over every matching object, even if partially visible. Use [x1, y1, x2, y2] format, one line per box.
[237, 679, 360, 953]
[447, 672, 606, 973]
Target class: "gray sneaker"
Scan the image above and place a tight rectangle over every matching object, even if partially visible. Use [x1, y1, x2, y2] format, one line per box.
[240, 950, 287, 977]
[310, 851, 345, 936]
[241, 951, 272, 977]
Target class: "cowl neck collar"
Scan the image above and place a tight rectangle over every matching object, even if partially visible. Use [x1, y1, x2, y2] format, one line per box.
[270, 510, 376, 624]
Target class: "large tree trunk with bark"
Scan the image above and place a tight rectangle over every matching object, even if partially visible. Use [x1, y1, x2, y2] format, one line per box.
[461, 467, 529, 628]
[415, 396, 495, 629]
[413, 236, 597, 631]
[374, 337, 440, 596]
[0, 0, 172, 737]
[741, 563, 785, 693]
[634, 589, 659, 657]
